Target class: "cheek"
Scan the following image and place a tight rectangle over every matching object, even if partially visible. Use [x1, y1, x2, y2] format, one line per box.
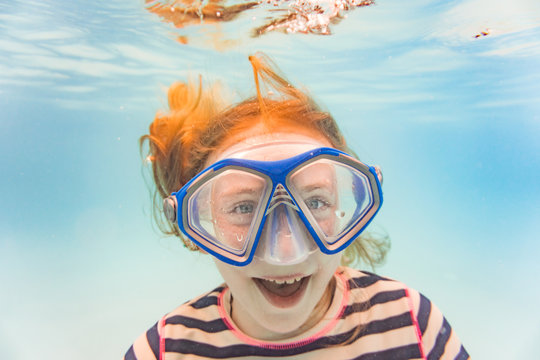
[317, 215, 337, 236]
[213, 258, 252, 293]
[316, 252, 343, 279]
[214, 216, 249, 249]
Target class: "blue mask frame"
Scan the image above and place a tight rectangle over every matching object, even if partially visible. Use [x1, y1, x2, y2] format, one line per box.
[163, 147, 383, 266]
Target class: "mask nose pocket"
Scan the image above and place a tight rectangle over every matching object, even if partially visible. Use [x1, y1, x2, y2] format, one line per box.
[255, 186, 316, 265]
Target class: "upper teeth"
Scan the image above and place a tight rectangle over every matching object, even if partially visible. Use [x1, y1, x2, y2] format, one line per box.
[268, 276, 302, 285]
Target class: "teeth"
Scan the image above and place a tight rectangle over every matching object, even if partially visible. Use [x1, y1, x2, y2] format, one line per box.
[266, 276, 302, 285]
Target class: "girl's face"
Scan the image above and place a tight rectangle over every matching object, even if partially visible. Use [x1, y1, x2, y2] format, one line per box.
[207, 126, 344, 340]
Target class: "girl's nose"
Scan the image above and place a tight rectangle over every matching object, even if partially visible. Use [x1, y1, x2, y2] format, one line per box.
[272, 204, 297, 259]
[256, 202, 316, 265]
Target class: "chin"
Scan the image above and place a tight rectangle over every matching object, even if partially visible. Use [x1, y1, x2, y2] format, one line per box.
[250, 275, 326, 336]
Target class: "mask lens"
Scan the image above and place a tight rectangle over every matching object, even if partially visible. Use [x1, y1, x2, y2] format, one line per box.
[289, 159, 373, 245]
[187, 169, 268, 254]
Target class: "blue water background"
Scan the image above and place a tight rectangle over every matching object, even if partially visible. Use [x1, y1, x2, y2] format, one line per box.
[1, 0, 539, 358]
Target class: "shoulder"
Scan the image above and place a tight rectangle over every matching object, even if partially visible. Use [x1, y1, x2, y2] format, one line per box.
[123, 285, 226, 360]
[405, 287, 470, 360]
[339, 266, 411, 300]
[339, 267, 470, 360]
[338, 267, 417, 332]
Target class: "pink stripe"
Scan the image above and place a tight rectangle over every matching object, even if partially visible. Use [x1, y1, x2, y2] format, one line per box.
[217, 271, 349, 349]
[405, 288, 426, 359]
[159, 315, 166, 360]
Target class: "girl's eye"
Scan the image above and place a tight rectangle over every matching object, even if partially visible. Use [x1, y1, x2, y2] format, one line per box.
[306, 198, 329, 210]
[231, 202, 254, 214]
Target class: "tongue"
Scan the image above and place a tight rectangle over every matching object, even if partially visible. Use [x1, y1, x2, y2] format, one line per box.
[259, 279, 303, 297]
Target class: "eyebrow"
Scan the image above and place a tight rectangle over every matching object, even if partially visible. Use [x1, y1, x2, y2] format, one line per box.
[296, 181, 334, 193]
[218, 186, 264, 199]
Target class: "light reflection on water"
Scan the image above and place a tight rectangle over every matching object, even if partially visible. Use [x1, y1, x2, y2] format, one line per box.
[145, 0, 376, 46]
[1, 0, 539, 359]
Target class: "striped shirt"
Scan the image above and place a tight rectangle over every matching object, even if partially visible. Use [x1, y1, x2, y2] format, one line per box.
[124, 267, 469, 359]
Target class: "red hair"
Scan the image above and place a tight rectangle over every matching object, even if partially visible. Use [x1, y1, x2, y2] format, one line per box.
[141, 52, 389, 267]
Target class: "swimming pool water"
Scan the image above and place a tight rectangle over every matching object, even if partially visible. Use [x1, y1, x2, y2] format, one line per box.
[1, 0, 539, 358]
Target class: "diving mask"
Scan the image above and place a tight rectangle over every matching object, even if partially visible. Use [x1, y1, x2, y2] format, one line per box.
[163, 146, 383, 266]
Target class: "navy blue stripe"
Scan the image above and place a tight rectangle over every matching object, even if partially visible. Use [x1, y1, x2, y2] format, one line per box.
[168, 339, 423, 358]
[166, 315, 228, 333]
[166, 339, 279, 358]
[348, 275, 381, 289]
[188, 286, 224, 309]
[455, 345, 470, 360]
[360, 312, 413, 337]
[370, 289, 407, 305]
[347, 271, 395, 288]
[350, 343, 422, 360]
[145, 322, 160, 360]
[427, 317, 452, 360]
[323, 312, 414, 347]
[417, 293, 431, 336]
[356, 270, 393, 280]
[123, 345, 137, 360]
[165, 312, 414, 357]
[342, 289, 407, 317]
[190, 295, 219, 309]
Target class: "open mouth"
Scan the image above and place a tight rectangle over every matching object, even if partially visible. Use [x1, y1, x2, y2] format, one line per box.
[253, 276, 310, 308]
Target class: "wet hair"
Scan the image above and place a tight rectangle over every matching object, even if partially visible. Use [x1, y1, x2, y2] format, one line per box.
[141, 52, 389, 268]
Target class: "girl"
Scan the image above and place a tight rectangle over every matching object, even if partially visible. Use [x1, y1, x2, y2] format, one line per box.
[124, 53, 469, 359]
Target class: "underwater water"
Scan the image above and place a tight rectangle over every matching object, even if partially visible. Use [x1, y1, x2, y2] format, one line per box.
[1, 0, 539, 358]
